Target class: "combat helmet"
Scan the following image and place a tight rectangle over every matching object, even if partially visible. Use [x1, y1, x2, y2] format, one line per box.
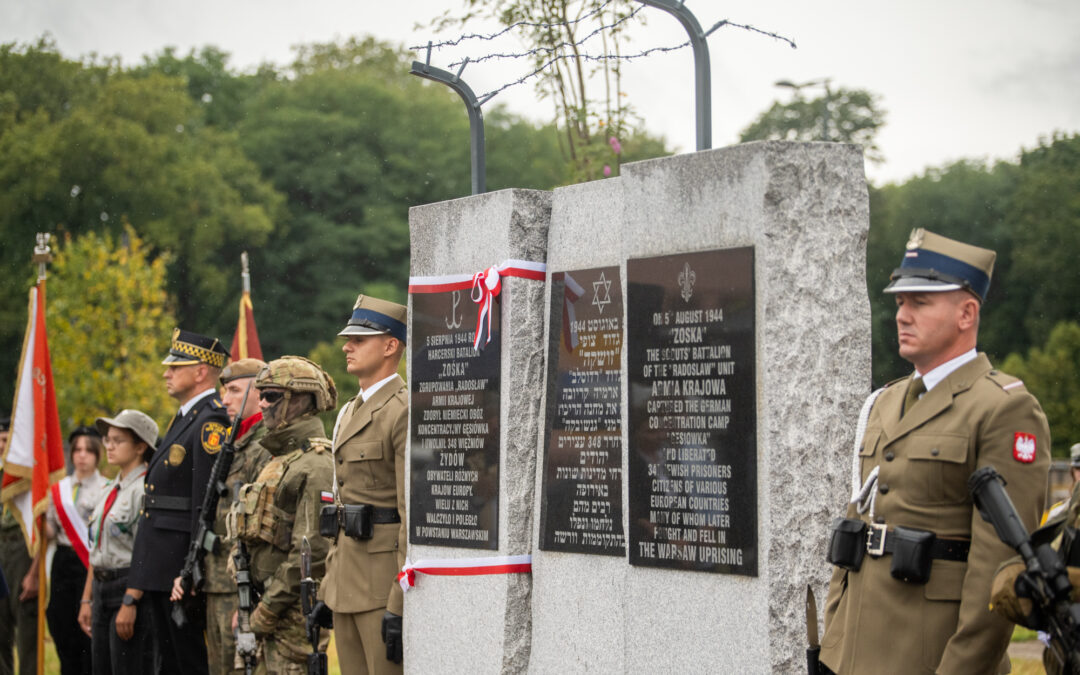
[255, 355, 338, 412]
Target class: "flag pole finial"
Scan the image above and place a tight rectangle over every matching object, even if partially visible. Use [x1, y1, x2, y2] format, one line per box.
[241, 251, 251, 294]
[32, 233, 53, 282]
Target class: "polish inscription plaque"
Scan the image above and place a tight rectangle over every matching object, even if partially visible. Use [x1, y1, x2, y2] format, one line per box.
[627, 248, 757, 575]
[410, 290, 500, 549]
[540, 266, 625, 555]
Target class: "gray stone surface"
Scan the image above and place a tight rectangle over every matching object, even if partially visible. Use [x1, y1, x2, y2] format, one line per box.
[405, 189, 551, 675]
[530, 141, 870, 673]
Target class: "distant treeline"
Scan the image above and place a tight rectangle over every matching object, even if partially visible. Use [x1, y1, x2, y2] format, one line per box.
[0, 37, 1076, 451]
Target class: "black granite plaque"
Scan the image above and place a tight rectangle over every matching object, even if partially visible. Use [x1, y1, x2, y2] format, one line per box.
[627, 248, 757, 575]
[539, 267, 625, 555]
[409, 289, 499, 549]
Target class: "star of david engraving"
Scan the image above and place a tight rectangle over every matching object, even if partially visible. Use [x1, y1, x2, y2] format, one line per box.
[678, 262, 696, 302]
[592, 271, 612, 314]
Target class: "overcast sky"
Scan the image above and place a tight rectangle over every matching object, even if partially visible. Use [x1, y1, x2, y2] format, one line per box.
[2, 0, 1078, 184]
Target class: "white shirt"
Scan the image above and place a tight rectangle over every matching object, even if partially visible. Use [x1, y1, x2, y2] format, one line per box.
[179, 387, 217, 416]
[360, 373, 399, 403]
[914, 348, 978, 394]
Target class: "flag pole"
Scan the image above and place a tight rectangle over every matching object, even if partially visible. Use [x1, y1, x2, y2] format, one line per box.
[241, 251, 251, 294]
[30, 233, 52, 675]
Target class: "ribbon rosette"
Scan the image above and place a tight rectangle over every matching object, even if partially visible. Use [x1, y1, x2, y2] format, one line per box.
[409, 259, 546, 351]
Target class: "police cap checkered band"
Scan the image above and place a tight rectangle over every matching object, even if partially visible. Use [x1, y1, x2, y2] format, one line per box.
[162, 328, 229, 368]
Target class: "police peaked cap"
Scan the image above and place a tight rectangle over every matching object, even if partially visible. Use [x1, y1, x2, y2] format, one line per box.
[162, 328, 229, 369]
[884, 228, 996, 302]
[338, 294, 407, 345]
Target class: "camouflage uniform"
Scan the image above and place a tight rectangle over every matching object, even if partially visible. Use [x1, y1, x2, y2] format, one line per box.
[228, 357, 337, 674]
[991, 482, 1080, 675]
[205, 419, 269, 675]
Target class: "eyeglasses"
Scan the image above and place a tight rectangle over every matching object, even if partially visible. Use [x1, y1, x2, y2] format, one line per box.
[259, 390, 286, 404]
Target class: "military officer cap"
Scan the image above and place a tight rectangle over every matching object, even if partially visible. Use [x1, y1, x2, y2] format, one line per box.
[1071, 443, 1080, 469]
[95, 409, 159, 448]
[884, 228, 996, 302]
[162, 328, 229, 369]
[219, 357, 267, 386]
[338, 294, 407, 345]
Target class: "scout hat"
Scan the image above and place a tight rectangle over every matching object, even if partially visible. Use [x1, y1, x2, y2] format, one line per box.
[884, 228, 996, 301]
[162, 328, 229, 368]
[219, 358, 267, 386]
[338, 294, 407, 345]
[95, 409, 159, 448]
[1071, 443, 1080, 469]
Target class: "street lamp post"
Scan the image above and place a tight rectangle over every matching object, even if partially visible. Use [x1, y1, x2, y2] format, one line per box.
[774, 78, 833, 142]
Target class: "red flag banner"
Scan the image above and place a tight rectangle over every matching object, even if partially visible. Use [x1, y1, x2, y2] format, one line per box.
[229, 291, 263, 362]
[1, 281, 66, 552]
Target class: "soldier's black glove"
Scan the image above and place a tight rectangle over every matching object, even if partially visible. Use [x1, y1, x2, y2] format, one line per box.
[381, 611, 403, 664]
[307, 600, 334, 633]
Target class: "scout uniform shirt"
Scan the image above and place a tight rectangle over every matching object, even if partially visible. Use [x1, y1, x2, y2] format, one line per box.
[821, 352, 1051, 675]
[88, 464, 148, 571]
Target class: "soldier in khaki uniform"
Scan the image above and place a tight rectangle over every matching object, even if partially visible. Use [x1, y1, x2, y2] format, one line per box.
[821, 229, 1051, 674]
[205, 359, 270, 675]
[313, 295, 408, 674]
[228, 356, 336, 674]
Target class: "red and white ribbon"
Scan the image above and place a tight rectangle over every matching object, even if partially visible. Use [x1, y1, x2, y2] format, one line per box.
[409, 260, 547, 350]
[560, 272, 585, 351]
[397, 554, 532, 592]
[51, 476, 90, 567]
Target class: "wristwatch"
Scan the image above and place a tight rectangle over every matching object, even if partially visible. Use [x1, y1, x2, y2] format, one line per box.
[122, 593, 139, 607]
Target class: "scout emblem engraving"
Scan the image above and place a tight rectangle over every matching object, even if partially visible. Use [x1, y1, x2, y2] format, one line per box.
[168, 443, 187, 466]
[678, 261, 696, 302]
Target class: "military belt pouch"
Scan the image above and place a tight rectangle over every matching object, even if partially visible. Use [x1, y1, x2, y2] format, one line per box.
[145, 495, 192, 512]
[827, 518, 868, 571]
[319, 505, 339, 538]
[887, 527, 935, 584]
[341, 504, 402, 540]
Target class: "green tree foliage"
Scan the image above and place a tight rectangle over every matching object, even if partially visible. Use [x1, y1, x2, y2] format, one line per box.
[739, 87, 886, 163]
[0, 39, 283, 399]
[227, 38, 573, 358]
[1001, 322, 1080, 456]
[1005, 134, 1080, 348]
[47, 226, 176, 432]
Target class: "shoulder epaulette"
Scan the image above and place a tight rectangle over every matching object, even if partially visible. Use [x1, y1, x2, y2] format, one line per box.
[986, 369, 1025, 393]
[307, 437, 333, 453]
[211, 399, 224, 409]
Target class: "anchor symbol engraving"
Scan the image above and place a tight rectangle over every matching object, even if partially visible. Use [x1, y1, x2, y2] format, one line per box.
[445, 290, 463, 329]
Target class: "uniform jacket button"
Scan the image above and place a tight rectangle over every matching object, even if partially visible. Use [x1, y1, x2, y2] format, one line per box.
[884, 452, 895, 462]
[879, 484, 890, 494]
[930, 448, 940, 456]
[337, 457, 343, 464]
[338, 479, 344, 486]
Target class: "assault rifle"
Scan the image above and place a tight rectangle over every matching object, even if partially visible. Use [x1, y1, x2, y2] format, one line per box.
[969, 466, 1080, 674]
[300, 536, 328, 675]
[172, 380, 255, 628]
[233, 540, 258, 675]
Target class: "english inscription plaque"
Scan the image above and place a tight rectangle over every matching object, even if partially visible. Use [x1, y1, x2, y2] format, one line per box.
[627, 248, 757, 575]
[540, 267, 625, 555]
[410, 290, 500, 549]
